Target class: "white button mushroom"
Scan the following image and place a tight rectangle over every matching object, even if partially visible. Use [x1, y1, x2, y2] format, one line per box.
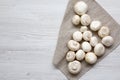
[81, 14, 91, 26]
[73, 31, 82, 42]
[74, 1, 88, 15]
[90, 36, 98, 47]
[67, 40, 80, 51]
[68, 60, 81, 74]
[98, 26, 110, 38]
[81, 41, 92, 52]
[66, 51, 76, 62]
[72, 15, 81, 26]
[83, 31, 92, 41]
[90, 20, 102, 31]
[85, 52, 97, 64]
[102, 36, 114, 47]
[94, 43, 105, 56]
[76, 49, 85, 61]
[80, 26, 88, 33]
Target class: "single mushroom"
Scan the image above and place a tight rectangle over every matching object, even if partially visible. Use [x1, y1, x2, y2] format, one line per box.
[98, 26, 110, 38]
[81, 14, 91, 26]
[81, 41, 92, 52]
[76, 49, 85, 61]
[74, 1, 88, 15]
[66, 51, 76, 62]
[73, 31, 82, 42]
[72, 15, 81, 26]
[68, 60, 82, 74]
[94, 43, 105, 56]
[83, 31, 92, 41]
[67, 40, 80, 51]
[80, 26, 88, 33]
[102, 36, 114, 47]
[90, 36, 98, 47]
[85, 52, 97, 64]
[90, 20, 102, 31]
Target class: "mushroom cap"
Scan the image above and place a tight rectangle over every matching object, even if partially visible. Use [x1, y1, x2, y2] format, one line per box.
[81, 14, 91, 26]
[74, 1, 88, 15]
[76, 49, 85, 61]
[68, 60, 82, 74]
[72, 15, 81, 25]
[85, 52, 97, 64]
[66, 51, 76, 62]
[90, 36, 98, 47]
[73, 31, 82, 42]
[83, 31, 92, 41]
[81, 41, 92, 52]
[80, 26, 88, 33]
[98, 26, 110, 38]
[90, 20, 102, 31]
[94, 43, 105, 56]
[102, 36, 114, 47]
[67, 40, 80, 51]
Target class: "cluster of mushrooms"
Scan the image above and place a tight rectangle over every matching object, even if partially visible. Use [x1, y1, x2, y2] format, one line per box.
[66, 1, 114, 74]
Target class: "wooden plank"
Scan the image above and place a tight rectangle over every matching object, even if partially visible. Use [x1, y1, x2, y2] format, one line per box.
[0, 0, 119, 80]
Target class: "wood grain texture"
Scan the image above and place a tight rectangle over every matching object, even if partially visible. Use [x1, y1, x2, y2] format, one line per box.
[0, 0, 119, 80]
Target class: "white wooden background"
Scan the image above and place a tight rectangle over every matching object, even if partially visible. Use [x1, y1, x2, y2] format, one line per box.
[0, 0, 120, 80]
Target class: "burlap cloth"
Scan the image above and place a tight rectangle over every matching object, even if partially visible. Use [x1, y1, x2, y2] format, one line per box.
[53, 0, 120, 80]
